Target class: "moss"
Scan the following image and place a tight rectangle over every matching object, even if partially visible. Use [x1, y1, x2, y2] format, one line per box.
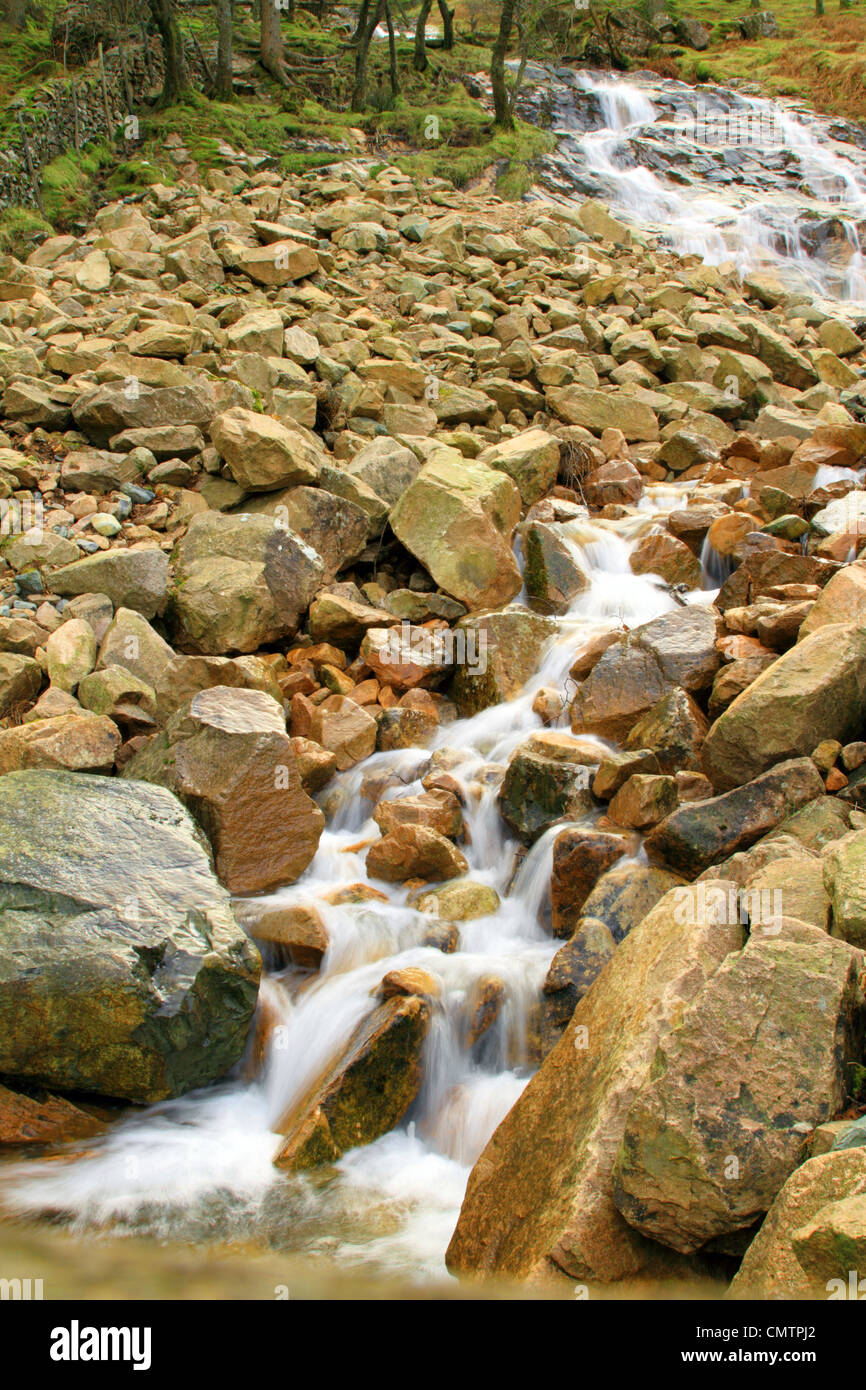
[0, 205, 54, 257]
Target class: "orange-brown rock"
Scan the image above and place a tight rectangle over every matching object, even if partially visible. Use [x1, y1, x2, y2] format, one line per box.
[373, 788, 463, 840]
[0, 1083, 105, 1146]
[366, 824, 469, 883]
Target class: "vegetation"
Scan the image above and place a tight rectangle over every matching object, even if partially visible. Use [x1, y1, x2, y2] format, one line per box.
[3, 0, 866, 260]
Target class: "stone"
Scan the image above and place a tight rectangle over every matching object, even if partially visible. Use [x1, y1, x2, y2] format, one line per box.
[124, 686, 323, 894]
[50, 548, 169, 620]
[310, 695, 377, 771]
[645, 758, 825, 876]
[823, 829, 866, 950]
[702, 624, 866, 790]
[242, 486, 367, 582]
[210, 407, 323, 492]
[446, 882, 744, 1284]
[232, 900, 328, 968]
[608, 773, 678, 830]
[272, 993, 431, 1170]
[0, 653, 41, 717]
[478, 429, 561, 505]
[45, 618, 97, 693]
[549, 827, 630, 938]
[171, 512, 323, 654]
[522, 522, 589, 615]
[366, 824, 468, 883]
[451, 608, 555, 715]
[571, 607, 720, 742]
[390, 455, 522, 611]
[0, 771, 260, 1103]
[548, 385, 658, 442]
[498, 732, 599, 845]
[0, 714, 120, 775]
[624, 687, 708, 774]
[729, 1148, 866, 1299]
[0, 1082, 104, 1146]
[613, 923, 866, 1254]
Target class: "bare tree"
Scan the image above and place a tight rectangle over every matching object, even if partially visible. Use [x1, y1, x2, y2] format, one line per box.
[384, 0, 399, 97]
[215, 0, 234, 99]
[351, 0, 384, 111]
[261, 0, 289, 84]
[148, 0, 191, 106]
[414, 0, 432, 71]
[437, 0, 454, 47]
[491, 0, 517, 129]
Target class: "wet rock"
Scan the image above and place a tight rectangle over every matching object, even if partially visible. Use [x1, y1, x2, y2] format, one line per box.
[367, 824, 468, 883]
[0, 652, 42, 716]
[233, 900, 328, 968]
[374, 788, 463, 840]
[522, 521, 589, 615]
[124, 686, 323, 894]
[377, 706, 439, 750]
[413, 879, 500, 921]
[273, 993, 431, 1170]
[614, 923, 866, 1253]
[645, 757, 824, 876]
[310, 696, 377, 770]
[446, 882, 743, 1284]
[0, 770, 260, 1103]
[451, 608, 555, 715]
[609, 773, 678, 830]
[629, 531, 702, 588]
[465, 974, 506, 1052]
[571, 606, 721, 742]
[499, 731, 600, 845]
[580, 863, 685, 946]
[623, 687, 709, 774]
[550, 827, 630, 938]
[0, 1083, 105, 1146]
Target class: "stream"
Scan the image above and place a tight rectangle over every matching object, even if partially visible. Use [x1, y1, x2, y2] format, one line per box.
[4, 63, 866, 1290]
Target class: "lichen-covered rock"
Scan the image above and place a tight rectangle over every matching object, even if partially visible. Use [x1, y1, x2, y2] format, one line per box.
[0, 770, 260, 1103]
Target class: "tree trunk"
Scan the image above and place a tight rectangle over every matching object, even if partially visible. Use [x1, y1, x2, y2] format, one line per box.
[413, 0, 432, 71]
[351, 0, 383, 111]
[261, 0, 288, 85]
[491, 0, 516, 129]
[3, 0, 27, 30]
[385, 0, 399, 96]
[815, 0, 824, 13]
[215, 0, 234, 99]
[437, 0, 454, 48]
[148, 0, 190, 106]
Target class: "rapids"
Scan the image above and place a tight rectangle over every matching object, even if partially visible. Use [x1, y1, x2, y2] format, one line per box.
[4, 61, 866, 1287]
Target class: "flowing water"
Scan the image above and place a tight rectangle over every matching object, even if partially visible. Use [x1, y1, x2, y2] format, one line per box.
[4, 64, 866, 1289]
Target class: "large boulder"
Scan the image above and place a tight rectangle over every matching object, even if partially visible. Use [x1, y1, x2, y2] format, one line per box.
[210, 407, 324, 492]
[123, 687, 323, 894]
[498, 731, 599, 845]
[446, 882, 744, 1284]
[0, 770, 260, 1103]
[823, 829, 866, 949]
[613, 922, 866, 1253]
[645, 757, 824, 876]
[171, 512, 323, 654]
[702, 624, 866, 790]
[390, 454, 522, 611]
[478, 428, 561, 505]
[571, 607, 721, 742]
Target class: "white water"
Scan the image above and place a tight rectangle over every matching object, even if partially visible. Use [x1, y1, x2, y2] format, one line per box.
[1, 501, 713, 1280]
[541, 68, 866, 304]
[4, 67, 865, 1284]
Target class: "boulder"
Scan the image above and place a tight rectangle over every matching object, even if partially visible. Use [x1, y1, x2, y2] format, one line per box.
[702, 624, 866, 790]
[498, 731, 600, 844]
[645, 757, 824, 876]
[0, 714, 119, 775]
[549, 827, 630, 938]
[390, 455, 522, 611]
[171, 512, 323, 654]
[124, 686, 323, 894]
[478, 429, 561, 505]
[451, 608, 555, 715]
[571, 606, 720, 742]
[613, 923, 866, 1253]
[366, 824, 468, 883]
[728, 1148, 866, 1299]
[446, 882, 744, 1284]
[0, 770, 260, 1103]
[210, 407, 324, 492]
